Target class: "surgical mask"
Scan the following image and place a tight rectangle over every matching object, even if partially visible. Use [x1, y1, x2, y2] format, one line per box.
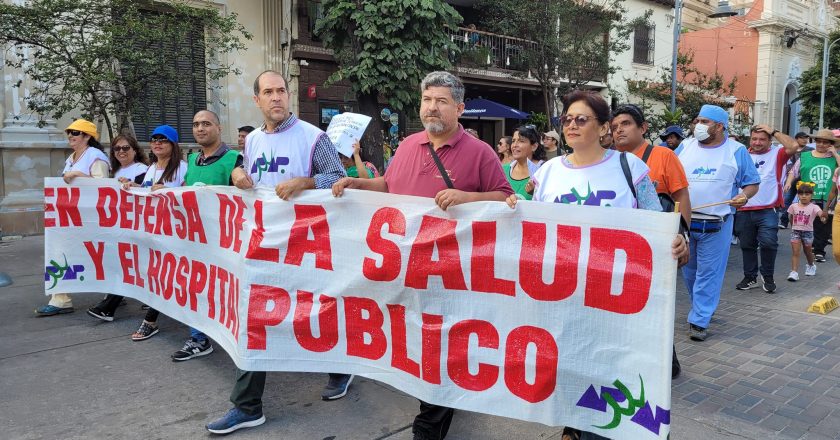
[694, 123, 711, 142]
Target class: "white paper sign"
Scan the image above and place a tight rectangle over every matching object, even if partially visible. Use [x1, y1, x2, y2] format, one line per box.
[326, 112, 372, 157]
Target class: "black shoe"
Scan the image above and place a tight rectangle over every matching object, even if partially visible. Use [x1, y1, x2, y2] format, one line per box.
[689, 324, 708, 341]
[86, 306, 114, 322]
[671, 346, 681, 379]
[815, 254, 827, 263]
[321, 374, 354, 400]
[762, 276, 777, 293]
[735, 276, 758, 290]
[172, 338, 213, 361]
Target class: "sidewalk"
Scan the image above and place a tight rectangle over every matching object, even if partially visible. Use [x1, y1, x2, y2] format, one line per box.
[1, 233, 839, 439]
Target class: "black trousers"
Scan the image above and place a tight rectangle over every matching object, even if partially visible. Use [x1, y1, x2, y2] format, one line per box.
[413, 401, 455, 440]
[97, 294, 124, 314]
[813, 200, 832, 257]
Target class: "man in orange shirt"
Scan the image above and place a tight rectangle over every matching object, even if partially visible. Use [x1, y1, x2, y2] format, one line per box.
[611, 104, 691, 226]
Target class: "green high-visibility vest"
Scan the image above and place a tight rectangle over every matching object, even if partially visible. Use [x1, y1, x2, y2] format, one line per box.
[184, 149, 240, 186]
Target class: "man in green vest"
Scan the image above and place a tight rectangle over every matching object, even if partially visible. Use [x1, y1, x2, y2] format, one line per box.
[169, 109, 244, 362]
[784, 129, 840, 262]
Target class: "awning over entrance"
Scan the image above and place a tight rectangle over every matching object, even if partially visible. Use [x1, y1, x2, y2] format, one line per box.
[461, 98, 529, 119]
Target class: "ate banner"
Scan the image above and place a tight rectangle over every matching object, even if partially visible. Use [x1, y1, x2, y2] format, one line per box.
[43, 178, 678, 439]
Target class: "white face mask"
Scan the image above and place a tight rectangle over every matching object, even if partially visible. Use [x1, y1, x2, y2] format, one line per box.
[694, 123, 711, 142]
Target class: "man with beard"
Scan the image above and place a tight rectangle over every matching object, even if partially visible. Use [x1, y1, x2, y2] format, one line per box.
[676, 105, 760, 342]
[332, 71, 513, 440]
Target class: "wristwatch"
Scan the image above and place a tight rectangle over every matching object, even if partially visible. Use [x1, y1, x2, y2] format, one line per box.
[770, 129, 779, 137]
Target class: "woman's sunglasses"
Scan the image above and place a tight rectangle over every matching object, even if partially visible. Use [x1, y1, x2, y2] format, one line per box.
[66, 130, 83, 136]
[559, 115, 594, 127]
[112, 145, 132, 152]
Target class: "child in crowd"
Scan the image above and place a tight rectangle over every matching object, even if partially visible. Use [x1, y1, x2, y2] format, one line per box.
[788, 182, 828, 281]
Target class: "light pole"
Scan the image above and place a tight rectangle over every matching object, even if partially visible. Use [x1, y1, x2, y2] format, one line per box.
[670, 0, 683, 113]
[819, 36, 840, 128]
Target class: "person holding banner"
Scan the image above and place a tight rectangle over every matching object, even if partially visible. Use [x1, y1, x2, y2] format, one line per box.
[504, 125, 546, 200]
[37, 118, 110, 317]
[207, 70, 349, 435]
[506, 90, 689, 440]
[676, 105, 760, 342]
[333, 71, 513, 440]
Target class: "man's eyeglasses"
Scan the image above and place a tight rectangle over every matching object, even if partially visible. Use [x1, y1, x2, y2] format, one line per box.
[150, 136, 170, 144]
[560, 115, 594, 127]
[112, 145, 132, 152]
[66, 130, 83, 137]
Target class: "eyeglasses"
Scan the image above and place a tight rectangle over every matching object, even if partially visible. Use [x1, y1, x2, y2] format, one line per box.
[112, 145, 132, 152]
[150, 137, 170, 144]
[560, 115, 594, 127]
[66, 130, 83, 137]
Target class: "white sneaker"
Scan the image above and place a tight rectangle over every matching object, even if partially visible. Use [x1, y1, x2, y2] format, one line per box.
[731, 237, 739, 245]
[787, 271, 800, 281]
[805, 264, 817, 276]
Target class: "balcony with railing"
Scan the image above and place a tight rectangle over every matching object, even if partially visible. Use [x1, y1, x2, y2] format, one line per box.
[446, 26, 607, 83]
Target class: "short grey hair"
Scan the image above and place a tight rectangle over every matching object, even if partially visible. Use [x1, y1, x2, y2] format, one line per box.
[420, 71, 465, 104]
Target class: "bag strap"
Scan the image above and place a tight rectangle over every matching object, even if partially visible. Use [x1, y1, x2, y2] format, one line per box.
[620, 151, 637, 200]
[426, 143, 455, 189]
[641, 143, 654, 164]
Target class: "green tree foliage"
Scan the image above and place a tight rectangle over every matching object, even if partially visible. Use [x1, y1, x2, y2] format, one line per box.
[0, 0, 251, 139]
[796, 31, 840, 129]
[316, 0, 462, 168]
[627, 50, 740, 140]
[475, 0, 649, 123]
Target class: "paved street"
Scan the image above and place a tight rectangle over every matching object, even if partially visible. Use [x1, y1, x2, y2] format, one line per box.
[1, 231, 839, 440]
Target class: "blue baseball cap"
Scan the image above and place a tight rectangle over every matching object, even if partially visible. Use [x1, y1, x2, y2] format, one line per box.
[150, 125, 179, 143]
[659, 125, 685, 141]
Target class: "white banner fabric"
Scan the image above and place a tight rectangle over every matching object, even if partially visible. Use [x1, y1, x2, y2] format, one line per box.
[43, 178, 678, 439]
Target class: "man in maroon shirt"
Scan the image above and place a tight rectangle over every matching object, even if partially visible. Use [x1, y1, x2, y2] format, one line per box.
[333, 71, 513, 440]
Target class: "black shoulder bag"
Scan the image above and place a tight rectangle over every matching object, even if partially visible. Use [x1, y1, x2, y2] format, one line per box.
[426, 143, 455, 189]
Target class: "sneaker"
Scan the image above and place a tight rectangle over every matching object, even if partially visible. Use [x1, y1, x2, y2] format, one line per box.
[736, 276, 758, 290]
[172, 337, 213, 361]
[689, 324, 708, 341]
[805, 264, 817, 276]
[321, 374, 354, 400]
[132, 321, 159, 341]
[815, 254, 827, 263]
[778, 222, 787, 229]
[206, 407, 265, 435]
[731, 237, 739, 245]
[787, 271, 799, 281]
[762, 276, 777, 293]
[86, 306, 114, 322]
[34, 304, 73, 316]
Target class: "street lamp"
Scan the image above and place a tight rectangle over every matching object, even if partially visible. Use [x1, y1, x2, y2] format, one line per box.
[819, 36, 840, 128]
[709, 0, 738, 19]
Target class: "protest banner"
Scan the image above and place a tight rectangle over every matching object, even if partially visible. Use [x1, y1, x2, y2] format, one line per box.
[44, 178, 678, 439]
[325, 112, 372, 157]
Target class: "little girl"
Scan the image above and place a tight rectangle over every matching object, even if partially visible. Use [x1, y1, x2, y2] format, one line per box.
[787, 182, 828, 281]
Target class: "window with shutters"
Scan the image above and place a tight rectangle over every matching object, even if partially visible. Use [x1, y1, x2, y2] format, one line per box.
[129, 10, 207, 144]
[633, 23, 654, 65]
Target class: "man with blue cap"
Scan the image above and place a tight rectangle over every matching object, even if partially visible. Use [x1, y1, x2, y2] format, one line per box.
[676, 104, 760, 341]
[659, 125, 684, 150]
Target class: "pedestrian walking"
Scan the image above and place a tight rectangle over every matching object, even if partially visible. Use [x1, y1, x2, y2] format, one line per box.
[787, 182, 827, 281]
[676, 104, 760, 342]
[333, 71, 513, 440]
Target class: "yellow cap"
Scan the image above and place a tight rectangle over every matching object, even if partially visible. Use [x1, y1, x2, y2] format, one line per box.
[65, 119, 99, 141]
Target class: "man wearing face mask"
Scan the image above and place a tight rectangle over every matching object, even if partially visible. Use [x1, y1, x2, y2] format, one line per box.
[676, 105, 760, 342]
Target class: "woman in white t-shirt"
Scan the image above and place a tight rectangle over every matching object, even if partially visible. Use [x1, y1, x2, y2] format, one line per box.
[124, 125, 187, 190]
[37, 118, 110, 317]
[110, 134, 149, 185]
[85, 134, 150, 321]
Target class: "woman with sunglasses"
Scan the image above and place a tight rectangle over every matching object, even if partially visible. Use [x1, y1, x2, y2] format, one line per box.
[85, 134, 151, 321]
[110, 134, 149, 184]
[504, 126, 546, 200]
[120, 125, 187, 340]
[506, 90, 688, 440]
[36, 119, 110, 317]
[497, 136, 513, 165]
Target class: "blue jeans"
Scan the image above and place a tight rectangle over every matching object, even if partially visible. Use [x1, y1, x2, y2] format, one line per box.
[683, 215, 734, 328]
[735, 208, 779, 278]
[778, 187, 797, 226]
[190, 327, 207, 343]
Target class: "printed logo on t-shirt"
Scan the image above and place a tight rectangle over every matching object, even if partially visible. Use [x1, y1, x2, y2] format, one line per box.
[792, 210, 813, 227]
[251, 152, 290, 181]
[556, 183, 616, 206]
[809, 165, 832, 183]
[691, 167, 717, 176]
[754, 160, 765, 169]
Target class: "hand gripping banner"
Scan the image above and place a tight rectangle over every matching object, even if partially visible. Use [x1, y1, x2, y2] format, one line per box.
[44, 178, 679, 439]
